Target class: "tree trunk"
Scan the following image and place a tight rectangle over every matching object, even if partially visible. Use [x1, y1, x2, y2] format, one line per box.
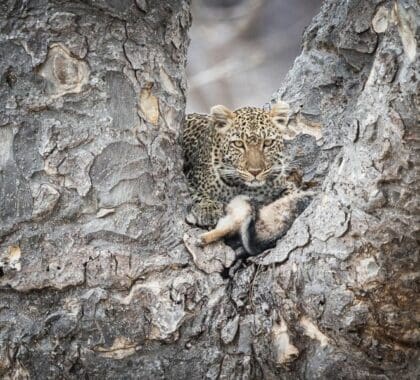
[0, 0, 418, 379]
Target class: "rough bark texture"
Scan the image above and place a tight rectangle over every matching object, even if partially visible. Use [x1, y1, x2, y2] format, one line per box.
[0, 0, 418, 379]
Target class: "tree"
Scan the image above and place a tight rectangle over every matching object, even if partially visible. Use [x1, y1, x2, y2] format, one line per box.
[0, 0, 418, 378]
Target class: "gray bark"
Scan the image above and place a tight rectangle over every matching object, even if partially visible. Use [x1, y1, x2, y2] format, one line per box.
[0, 0, 418, 379]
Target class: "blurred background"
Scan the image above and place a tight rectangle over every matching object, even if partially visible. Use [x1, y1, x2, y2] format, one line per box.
[186, 0, 322, 113]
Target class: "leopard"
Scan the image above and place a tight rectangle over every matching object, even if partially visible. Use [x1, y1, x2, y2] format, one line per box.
[181, 101, 299, 229]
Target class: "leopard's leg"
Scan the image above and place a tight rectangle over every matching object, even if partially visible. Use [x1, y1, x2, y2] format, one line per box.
[186, 196, 225, 228]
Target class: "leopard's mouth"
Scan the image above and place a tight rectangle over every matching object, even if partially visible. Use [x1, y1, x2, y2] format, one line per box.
[240, 167, 271, 187]
[218, 166, 271, 187]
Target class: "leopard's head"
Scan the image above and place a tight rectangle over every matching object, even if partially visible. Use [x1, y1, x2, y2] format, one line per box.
[211, 102, 291, 188]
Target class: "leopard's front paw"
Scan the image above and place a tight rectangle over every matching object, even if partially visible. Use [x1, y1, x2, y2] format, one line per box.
[186, 201, 224, 228]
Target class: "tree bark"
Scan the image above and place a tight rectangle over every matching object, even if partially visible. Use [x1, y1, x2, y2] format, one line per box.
[0, 0, 418, 379]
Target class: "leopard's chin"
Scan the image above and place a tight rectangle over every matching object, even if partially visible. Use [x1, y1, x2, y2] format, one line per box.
[245, 180, 266, 188]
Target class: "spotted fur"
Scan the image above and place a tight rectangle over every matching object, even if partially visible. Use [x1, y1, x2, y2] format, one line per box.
[182, 102, 296, 227]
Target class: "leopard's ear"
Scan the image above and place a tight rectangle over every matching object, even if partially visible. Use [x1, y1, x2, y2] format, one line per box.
[210, 105, 234, 131]
[270, 101, 297, 140]
[270, 101, 296, 140]
[270, 101, 289, 127]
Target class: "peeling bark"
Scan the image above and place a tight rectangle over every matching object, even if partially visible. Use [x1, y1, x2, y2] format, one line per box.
[0, 0, 418, 379]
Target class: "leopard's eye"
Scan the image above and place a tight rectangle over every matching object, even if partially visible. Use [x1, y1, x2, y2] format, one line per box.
[233, 140, 244, 148]
[264, 139, 274, 147]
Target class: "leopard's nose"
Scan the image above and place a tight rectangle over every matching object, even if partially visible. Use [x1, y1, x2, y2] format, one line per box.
[249, 168, 263, 177]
